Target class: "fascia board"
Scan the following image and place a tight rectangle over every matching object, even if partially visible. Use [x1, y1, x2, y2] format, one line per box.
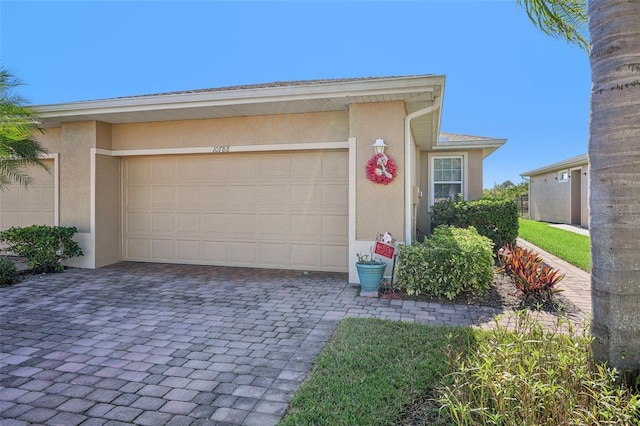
[520, 153, 588, 177]
[431, 139, 507, 151]
[37, 75, 445, 119]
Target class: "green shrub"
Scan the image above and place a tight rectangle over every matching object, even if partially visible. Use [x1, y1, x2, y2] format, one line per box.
[440, 311, 640, 425]
[0, 225, 83, 273]
[431, 198, 519, 250]
[395, 226, 494, 300]
[0, 256, 18, 286]
[498, 244, 565, 303]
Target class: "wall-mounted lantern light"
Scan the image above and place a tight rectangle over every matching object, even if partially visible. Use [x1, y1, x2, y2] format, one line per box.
[372, 138, 387, 155]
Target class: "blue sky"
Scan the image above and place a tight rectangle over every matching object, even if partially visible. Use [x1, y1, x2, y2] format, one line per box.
[1, 1, 590, 187]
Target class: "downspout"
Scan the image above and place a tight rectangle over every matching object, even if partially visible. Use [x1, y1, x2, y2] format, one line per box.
[404, 96, 442, 244]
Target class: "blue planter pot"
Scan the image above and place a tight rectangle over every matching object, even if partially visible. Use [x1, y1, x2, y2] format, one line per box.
[356, 263, 386, 292]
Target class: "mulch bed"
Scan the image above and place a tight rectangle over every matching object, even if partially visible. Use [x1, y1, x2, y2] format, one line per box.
[379, 270, 580, 316]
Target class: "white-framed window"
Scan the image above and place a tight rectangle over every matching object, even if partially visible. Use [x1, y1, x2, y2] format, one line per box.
[431, 155, 464, 205]
[558, 170, 569, 182]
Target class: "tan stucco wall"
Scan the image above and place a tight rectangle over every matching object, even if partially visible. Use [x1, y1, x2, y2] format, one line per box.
[111, 111, 349, 149]
[529, 170, 571, 224]
[60, 122, 96, 232]
[95, 155, 121, 267]
[350, 102, 406, 241]
[36, 127, 62, 153]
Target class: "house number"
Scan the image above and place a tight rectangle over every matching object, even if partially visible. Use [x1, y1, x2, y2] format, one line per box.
[212, 146, 230, 153]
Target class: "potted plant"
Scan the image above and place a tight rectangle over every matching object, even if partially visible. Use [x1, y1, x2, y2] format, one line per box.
[355, 251, 387, 292]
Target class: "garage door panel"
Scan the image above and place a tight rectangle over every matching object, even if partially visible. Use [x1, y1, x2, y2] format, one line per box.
[229, 157, 258, 179]
[151, 185, 174, 209]
[201, 186, 227, 210]
[323, 151, 349, 178]
[176, 213, 201, 233]
[228, 214, 257, 238]
[259, 156, 289, 179]
[229, 242, 257, 264]
[124, 158, 148, 181]
[176, 240, 199, 261]
[151, 212, 173, 233]
[123, 151, 347, 271]
[175, 157, 202, 180]
[258, 186, 289, 211]
[175, 185, 201, 209]
[202, 241, 227, 262]
[290, 215, 320, 240]
[259, 242, 288, 268]
[199, 157, 227, 179]
[125, 185, 148, 209]
[290, 185, 320, 210]
[291, 153, 321, 178]
[151, 239, 173, 260]
[228, 186, 256, 211]
[126, 212, 148, 234]
[290, 244, 320, 268]
[258, 214, 288, 239]
[202, 213, 228, 236]
[151, 158, 175, 180]
[322, 184, 348, 212]
[322, 215, 348, 242]
[322, 245, 348, 269]
[125, 238, 149, 259]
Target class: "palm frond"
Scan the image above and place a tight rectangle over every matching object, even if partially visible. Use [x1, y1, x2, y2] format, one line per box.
[516, 0, 589, 52]
[0, 68, 49, 190]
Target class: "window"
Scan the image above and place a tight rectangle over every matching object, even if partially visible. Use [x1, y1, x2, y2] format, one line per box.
[558, 170, 569, 182]
[432, 156, 463, 204]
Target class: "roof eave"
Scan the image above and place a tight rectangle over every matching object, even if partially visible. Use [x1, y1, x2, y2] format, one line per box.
[520, 153, 588, 177]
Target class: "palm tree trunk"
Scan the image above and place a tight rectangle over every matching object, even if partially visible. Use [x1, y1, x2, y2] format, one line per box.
[589, 0, 640, 379]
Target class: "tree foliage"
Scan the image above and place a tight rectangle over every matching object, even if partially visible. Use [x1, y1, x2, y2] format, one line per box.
[483, 180, 528, 201]
[0, 69, 48, 190]
[516, 0, 589, 51]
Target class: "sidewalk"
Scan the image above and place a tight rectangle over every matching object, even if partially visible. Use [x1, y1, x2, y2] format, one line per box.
[517, 237, 591, 322]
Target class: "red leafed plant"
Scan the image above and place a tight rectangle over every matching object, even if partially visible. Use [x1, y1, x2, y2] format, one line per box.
[498, 245, 565, 303]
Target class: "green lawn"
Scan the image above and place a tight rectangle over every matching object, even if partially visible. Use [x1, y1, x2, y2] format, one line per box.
[518, 218, 591, 271]
[279, 318, 476, 425]
[279, 316, 639, 425]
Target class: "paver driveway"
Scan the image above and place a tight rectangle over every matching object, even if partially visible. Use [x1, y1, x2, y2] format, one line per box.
[1, 262, 501, 425]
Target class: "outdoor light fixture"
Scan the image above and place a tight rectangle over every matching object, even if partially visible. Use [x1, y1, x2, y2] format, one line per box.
[372, 138, 387, 154]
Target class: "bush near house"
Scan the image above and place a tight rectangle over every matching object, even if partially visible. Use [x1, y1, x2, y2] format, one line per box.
[431, 198, 519, 251]
[0, 225, 83, 273]
[0, 256, 18, 285]
[395, 226, 494, 300]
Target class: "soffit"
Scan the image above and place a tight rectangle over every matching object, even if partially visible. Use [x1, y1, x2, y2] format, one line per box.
[37, 76, 444, 130]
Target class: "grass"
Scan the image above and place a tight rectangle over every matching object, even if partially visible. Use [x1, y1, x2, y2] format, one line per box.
[280, 316, 640, 426]
[518, 218, 591, 271]
[279, 318, 476, 425]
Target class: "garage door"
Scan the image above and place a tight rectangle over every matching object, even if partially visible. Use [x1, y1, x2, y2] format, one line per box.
[122, 150, 349, 272]
[0, 160, 55, 230]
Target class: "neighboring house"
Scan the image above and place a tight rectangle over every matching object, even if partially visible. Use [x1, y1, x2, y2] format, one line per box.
[0, 75, 506, 282]
[520, 154, 589, 228]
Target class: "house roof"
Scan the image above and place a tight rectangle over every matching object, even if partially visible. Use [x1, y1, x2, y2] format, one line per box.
[520, 153, 588, 177]
[36, 75, 445, 147]
[436, 132, 507, 158]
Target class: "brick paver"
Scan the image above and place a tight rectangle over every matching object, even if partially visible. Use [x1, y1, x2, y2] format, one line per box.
[1, 252, 589, 425]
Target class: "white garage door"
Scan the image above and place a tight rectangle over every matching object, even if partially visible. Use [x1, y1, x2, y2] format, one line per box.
[0, 160, 55, 230]
[122, 150, 349, 272]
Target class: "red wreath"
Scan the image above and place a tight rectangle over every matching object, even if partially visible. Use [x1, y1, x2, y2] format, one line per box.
[366, 153, 397, 185]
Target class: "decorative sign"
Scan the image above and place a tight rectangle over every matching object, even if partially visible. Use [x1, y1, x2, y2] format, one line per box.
[212, 146, 230, 153]
[374, 232, 397, 259]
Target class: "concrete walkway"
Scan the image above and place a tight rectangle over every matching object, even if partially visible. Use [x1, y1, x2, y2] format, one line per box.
[0, 248, 591, 426]
[548, 223, 590, 237]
